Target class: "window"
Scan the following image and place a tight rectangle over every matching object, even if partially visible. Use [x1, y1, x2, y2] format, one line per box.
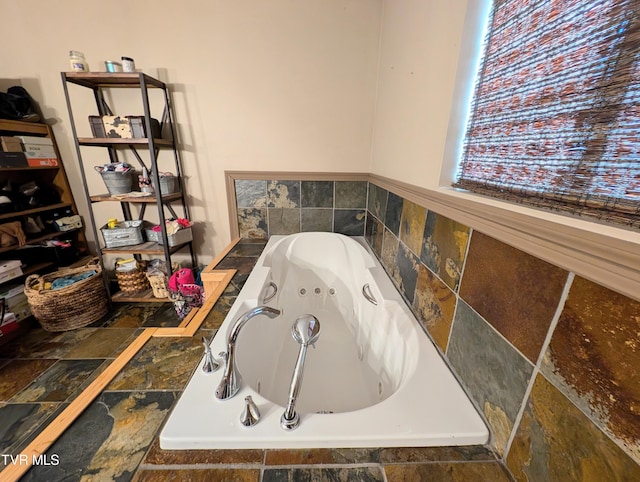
[455, 0, 640, 228]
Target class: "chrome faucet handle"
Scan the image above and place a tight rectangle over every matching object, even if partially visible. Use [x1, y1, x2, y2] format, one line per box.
[202, 336, 220, 373]
[240, 395, 260, 427]
[215, 306, 282, 400]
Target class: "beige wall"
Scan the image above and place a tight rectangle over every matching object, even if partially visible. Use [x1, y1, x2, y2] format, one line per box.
[0, 0, 382, 261]
[371, 0, 472, 188]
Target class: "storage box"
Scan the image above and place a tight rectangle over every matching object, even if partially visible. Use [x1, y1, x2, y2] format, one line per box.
[0, 152, 28, 167]
[89, 116, 106, 137]
[0, 284, 31, 322]
[54, 214, 82, 232]
[26, 158, 58, 167]
[128, 116, 162, 139]
[101, 220, 144, 248]
[1, 136, 22, 152]
[16, 135, 53, 146]
[92, 115, 162, 139]
[23, 144, 57, 158]
[145, 226, 192, 247]
[0, 312, 19, 337]
[0, 260, 23, 284]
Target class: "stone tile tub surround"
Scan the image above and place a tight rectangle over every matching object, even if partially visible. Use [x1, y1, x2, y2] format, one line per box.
[235, 179, 367, 238]
[364, 181, 640, 479]
[231, 175, 639, 476]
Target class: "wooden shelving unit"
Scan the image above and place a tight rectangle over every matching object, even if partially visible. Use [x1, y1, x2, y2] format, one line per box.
[0, 119, 88, 267]
[0, 118, 89, 343]
[61, 72, 197, 302]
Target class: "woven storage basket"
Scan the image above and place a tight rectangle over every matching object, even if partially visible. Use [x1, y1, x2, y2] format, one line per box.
[24, 258, 109, 331]
[146, 272, 169, 298]
[115, 259, 149, 294]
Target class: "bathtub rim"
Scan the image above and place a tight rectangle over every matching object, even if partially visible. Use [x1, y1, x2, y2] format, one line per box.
[160, 233, 490, 450]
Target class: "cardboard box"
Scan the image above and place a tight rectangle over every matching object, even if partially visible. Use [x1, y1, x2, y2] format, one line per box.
[54, 214, 82, 232]
[0, 284, 31, 322]
[0, 152, 28, 167]
[1, 136, 22, 152]
[0, 284, 24, 300]
[23, 144, 57, 157]
[26, 158, 58, 167]
[0, 260, 23, 284]
[16, 135, 53, 146]
[25, 151, 58, 159]
[0, 312, 19, 337]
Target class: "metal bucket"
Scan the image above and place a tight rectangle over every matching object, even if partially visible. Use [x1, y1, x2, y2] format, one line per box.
[154, 175, 178, 195]
[100, 170, 134, 195]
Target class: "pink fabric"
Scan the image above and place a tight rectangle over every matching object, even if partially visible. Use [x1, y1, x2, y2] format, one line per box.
[168, 268, 195, 292]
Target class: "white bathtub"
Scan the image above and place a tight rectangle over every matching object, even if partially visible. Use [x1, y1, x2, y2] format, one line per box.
[160, 232, 489, 449]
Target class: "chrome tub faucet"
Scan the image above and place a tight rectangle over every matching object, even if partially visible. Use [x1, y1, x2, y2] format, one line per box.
[215, 306, 281, 400]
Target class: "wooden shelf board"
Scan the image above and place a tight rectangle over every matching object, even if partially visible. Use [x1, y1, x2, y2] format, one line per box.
[0, 119, 49, 136]
[0, 166, 59, 172]
[63, 72, 165, 89]
[78, 137, 172, 147]
[111, 289, 169, 303]
[90, 192, 182, 203]
[22, 262, 56, 277]
[101, 241, 188, 255]
[0, 228, 83, 255]
[0, 203, 72, 221]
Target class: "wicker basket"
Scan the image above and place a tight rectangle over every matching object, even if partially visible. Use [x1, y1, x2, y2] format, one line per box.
[146, 271, 169, 298]
[115, 259, 149, 294]
[24, 258, 109, 331]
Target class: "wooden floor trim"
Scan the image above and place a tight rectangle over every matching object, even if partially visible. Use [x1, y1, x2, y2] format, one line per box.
[1, 328, 157, 481]
[203, 237, 240, 272]
[154, 269, 235, 337]
[0, 240, 240, 481]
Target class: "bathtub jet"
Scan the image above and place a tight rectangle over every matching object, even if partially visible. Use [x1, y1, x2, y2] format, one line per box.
[161, 232, 489, 449]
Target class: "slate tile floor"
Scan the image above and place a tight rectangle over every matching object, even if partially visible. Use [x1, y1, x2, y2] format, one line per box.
[0, 240, 513, 481]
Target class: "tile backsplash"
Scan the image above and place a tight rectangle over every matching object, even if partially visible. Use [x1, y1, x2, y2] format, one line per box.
[235, 179, 367, 237]
[364, 182, 640, 481]
[232, 175, 640, 480]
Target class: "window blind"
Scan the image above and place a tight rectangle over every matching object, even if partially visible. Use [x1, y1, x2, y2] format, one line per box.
[455, 0, 640, 228]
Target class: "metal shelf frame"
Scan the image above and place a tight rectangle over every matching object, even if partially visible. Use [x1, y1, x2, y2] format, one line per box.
[61, 72, 197, 301]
